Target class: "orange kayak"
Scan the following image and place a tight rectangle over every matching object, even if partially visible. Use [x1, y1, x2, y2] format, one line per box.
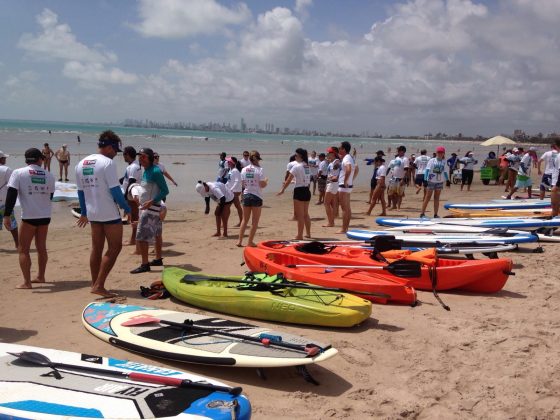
[255, 240, 514, 293]
[243, 247, 417, 305]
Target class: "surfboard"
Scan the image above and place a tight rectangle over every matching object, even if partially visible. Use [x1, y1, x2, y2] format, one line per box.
[346, 229, 537, 244]
[375, 216, 560, 230]
[82, 302, 337, 369]
[0, 342, 251, 420]
[444, 200, 551, 210]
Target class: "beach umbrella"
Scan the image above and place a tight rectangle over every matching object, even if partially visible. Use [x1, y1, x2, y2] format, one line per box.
[480, 135, 516, 155]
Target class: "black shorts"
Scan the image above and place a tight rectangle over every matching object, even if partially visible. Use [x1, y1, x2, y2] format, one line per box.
[22, 218, 51, 226]
[461, 169, 474, 185]
[293, 186, 311, 202]
[91, 218, 122, 225]
[370, 178, 377, 189]
[414, 174, 427, 187]
[242, 193, 263, 207]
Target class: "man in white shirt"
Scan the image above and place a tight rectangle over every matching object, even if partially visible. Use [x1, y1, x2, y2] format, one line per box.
[75, 131, 131, 298]
[0, 150, 18, 248]
[121, 146, 142, 246]
[240, 151, 251, 168]
[3, 148, 55, 289]
[337, 141, 356, 233]
[538, 141, 559, 200]
[387, 145, 410, 210]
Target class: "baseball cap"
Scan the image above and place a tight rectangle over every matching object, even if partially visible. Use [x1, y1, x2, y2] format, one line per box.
[512, 147, 519, 153]
[250, 150, 262, 161]
[98, 130, 123, 152]
[25, 148, 43, 164]
[0, 150, 9, 158]
[62, 144, 68, 148]
[327, 146, 337, 154]
[376, 150, 385, 156]
[436, 146, 446, 153]
[225, 156, 235, 163]
[138, 147, 155, 160]
[195, 181, 209, 197]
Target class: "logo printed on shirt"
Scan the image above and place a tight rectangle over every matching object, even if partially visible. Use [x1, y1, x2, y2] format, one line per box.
[83, 168, 94, 175]
[31, 176, 46, 184]
[83, 160, 97, 166]
[29, 169, 45, 176]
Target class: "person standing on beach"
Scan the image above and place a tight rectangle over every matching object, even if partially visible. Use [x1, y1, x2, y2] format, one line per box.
[196, 180, 234, 238]
[446, 153, 458, 182]
[237, 150, 267, 247]
[505, 148, 522, 193]
[538, 140, 560, 200]
[420, 146, 449, 218]
[459, 151, 477, 191]
[506, 147, 535, 199]
[75, 131, 131, 297]
[55, 144, 71, 182]
[316, 152, 328, 205]
[0, 151, 18, 248]
[3, 148, 55, 289]
[225, 156, 243, 226]
[413, 150, 430, 197]
[240, 151, 251, 168]
[217, 152, 228, 183]
[121, 146, 142, 247]
[323, 147, 340, 227]
[365, 156, 387, 216]
[154, 153, 178, 187]
[387, 145, 409, 210]
[308, 150, 319, 196]
[337, 141, 356, 233]
[278, 148, 312, 240]
[41, 143, 54, 172]
[130, 148, 169, 274]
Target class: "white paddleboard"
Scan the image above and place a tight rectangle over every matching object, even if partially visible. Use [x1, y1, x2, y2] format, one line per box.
[346, 229, 537, 244]
[445, 200, 551, 210]
[0, 342, 251, 420]
[375, 216, 560, 230]
[83, 302, 337, 369]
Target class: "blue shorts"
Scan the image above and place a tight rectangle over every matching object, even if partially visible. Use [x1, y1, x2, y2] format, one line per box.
[540, 174, 552, 191]
[242, 193, 263, 207]
[427, 181, 443, 191]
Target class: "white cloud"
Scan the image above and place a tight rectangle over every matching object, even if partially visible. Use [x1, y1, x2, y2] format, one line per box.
[18, 8, 116, 63]
[63, 62, 138, 85]
[132, 0, 251, 38]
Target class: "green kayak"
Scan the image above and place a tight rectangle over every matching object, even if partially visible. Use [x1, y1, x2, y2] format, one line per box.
[162, 267, 372, 327]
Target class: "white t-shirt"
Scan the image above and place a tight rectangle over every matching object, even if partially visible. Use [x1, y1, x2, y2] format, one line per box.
[518, 153, 532, 177]
[459, 156, 477, 170]
[123, 160, 142, 194]
[540, 150, 558, 175]
[290, 162, 311, 188]
[0, 165, 13, 205]
[414, 155, 430, 173]
[156, 163, 166, 173]
[207, 181, 234, 203]
[217, 160, 227, 179]
[240, 158, 250, 168]
[318, 159, 328, 176]
[75, 154, 121, 222]
[308, 157, 319, 176]
[8, 165, 55, 219]
[327, 159, 340, 182]
[390, 155, 409, 179]
[425, 158, 446, 183]
[241, 164, 265, 199]
[376, 164, 387, 180]
[338, 154, 355, 186]
[226, 168, 242, 193]
[553, 155, 560, 186]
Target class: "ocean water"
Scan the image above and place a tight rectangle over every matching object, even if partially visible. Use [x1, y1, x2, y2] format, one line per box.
[0, 119, 540, 204]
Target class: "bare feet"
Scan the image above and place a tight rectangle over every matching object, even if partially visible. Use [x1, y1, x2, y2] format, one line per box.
[16, 283, 32, 289]
[336, 230, 347, 234]
[378, 212, 387, 216]
[212, 232, 221, 237]
[247, 242, 257, 247]
[322, 224, 335, 227]
[91, 288, 118, 298]
[31, 278, 46, 283]
[236, 243, 244, 247]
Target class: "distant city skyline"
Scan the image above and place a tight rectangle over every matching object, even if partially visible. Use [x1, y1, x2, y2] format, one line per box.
[1, 1, 560, 136]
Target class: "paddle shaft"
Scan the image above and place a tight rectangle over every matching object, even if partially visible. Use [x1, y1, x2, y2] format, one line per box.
[8, 352, 241, 395]
[182, 274, 391, 299]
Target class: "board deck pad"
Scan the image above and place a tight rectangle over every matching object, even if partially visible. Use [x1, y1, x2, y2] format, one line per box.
[83, 302, 337, 368]
[0, 343, 251, 420]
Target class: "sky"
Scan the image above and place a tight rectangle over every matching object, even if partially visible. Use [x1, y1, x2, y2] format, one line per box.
[1, 0, 560, 137]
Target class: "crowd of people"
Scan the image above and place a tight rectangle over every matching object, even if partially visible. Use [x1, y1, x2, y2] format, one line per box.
[2, 133, 560, 296]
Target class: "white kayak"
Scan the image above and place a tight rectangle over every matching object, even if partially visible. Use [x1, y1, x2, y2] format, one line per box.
[375, 216, 560, 230]
[346, 229, 538, 244]
[0, 343, 251, 420]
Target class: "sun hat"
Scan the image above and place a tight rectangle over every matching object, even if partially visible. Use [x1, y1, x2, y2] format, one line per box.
[225, 156, 235, 163]
[0, 150, 9, 158]
[195, 181, 209, 197]
[436, 146, 445, 153]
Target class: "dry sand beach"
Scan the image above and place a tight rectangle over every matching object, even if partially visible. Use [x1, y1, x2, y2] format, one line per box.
[1, 177, 559, 419]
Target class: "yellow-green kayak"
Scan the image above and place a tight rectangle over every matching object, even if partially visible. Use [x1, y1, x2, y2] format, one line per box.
[162, 267, 372, 328]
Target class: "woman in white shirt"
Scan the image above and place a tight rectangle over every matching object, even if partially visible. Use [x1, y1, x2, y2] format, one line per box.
[366, 157, 387, 216]
[323, 147, 341, 227]
[278, 148, 311, 239]
[196, 180, 234, 238]
[226, 156, 243, 227]
[420, 146, 449, 218]
[237, 151, 268, 247]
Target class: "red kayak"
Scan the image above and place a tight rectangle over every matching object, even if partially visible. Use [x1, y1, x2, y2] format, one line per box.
[243, 247, 417, 305]
[253, 240, 514, 294]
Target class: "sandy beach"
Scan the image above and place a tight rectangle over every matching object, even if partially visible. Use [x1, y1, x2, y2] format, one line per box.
[1, 175, 558, 419]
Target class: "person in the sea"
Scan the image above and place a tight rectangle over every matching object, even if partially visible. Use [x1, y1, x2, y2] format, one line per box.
[55, 144, 71, 182]
[41, 143, 54, 171]
[75, 131, 131, 297]
[420, 146, 449, 218]
[130, 147, 169, 274]
[3, 148, 55, 289]
[196, 180, 234, 238]
[0, 150, 18, 248]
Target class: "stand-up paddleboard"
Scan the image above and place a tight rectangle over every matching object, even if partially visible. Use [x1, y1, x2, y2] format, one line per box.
[448, 207, 552, 217]
[375, 216, 560, 230]
[83, 302, 337, 369]
[52, 181, 79, 202]
[0, 343, 251, 420]
[346, 229, 537, 244]
[444, 200, 551, 210]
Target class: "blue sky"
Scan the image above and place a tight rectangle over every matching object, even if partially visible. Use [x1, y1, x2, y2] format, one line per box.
[1, 0, 559, 137]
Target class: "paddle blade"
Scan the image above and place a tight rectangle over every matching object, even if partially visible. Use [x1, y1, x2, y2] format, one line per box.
[386, 260, 422, 278]
[121, 315, 160, 327]
[8, 351, 53, 367]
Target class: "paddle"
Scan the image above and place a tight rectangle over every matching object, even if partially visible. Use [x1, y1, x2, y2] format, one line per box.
[181, 273, 392, 299]
[121, 316, 324, 356]
[8, 351, 242, 396]
[285, 260, 422, 278]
